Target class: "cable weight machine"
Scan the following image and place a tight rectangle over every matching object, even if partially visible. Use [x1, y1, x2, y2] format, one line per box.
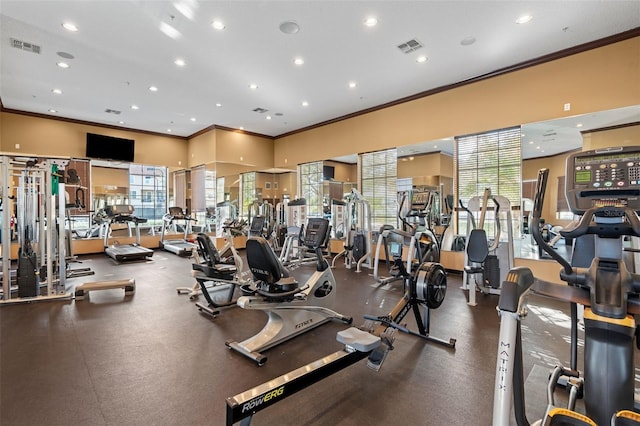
[1, 155, 71, 303]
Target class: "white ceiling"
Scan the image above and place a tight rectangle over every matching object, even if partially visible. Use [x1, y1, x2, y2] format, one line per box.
[1, 1, 639, 144]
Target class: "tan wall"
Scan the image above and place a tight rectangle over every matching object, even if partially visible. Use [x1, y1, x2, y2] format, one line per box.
[92, 166, 129, 187]
[398, 152, 453, 179]
[0, 112, 188, 167]
[582, 124, 640, 151]
[215, 128, 274, 170]
[188, 128, 216, 167]
[274, 37, 640, 167]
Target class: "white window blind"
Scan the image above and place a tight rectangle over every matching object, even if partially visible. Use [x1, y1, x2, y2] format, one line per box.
[299, 161, 323, 217]
[361, 148, 397, 230]
[456, 127, 521, 205]
[191, 165, 206, 212]
[173, 170, 186, 209]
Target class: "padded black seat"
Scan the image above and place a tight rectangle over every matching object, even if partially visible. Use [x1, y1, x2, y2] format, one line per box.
[464, 229, 489, 275]
[192, 233, 237, 280]
[246, 236, 298, 294]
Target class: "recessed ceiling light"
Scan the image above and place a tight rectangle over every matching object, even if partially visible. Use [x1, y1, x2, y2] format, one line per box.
[62, 22, 78, 32]
[529, 141, 534, 144]
[216, 103, 222, 107]
[52, 88, 62, 94]
[416, 55, 428, 63]
[460, 36, 476, 46]
[249, 83, 258, 90]
[516, 14, 533, 24]
[167, 128, 172, 132]
[56, 62, 69, 69]
[131, 105, 139, 110]
[174, 58, 186, 67]
[348, 81, 357, 89]
[279, 21, 300, 34]
[118, 121, 125, 124]
[363, 17, 378, 27]
[239, 126, 244, 130]
[48, 109, 57, 113]
[190, 117, 196, 122]
[149, 86, 158, 92]
[434, 145, 438, 149]
[536, 146, 541, 149]
[212, 20, 225, 30]
[294, 57, 304, 66]
[576, 123, 583, 128]
[266, 116, 272, 120]
[302, 101, 309, 107]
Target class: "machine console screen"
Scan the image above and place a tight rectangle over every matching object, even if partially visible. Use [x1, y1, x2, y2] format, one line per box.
[304, 218, 329, 248]
[565, 146, 640, 215]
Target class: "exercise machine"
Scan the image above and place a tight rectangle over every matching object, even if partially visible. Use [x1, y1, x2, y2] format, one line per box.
[225, 217, 352, 365]
[103, 205, 154, 262]
[160, 206, 196, 256]
[493, 145, 640, 426]
[226, 235, 455, 425]
[331, 189, 373, 272]
[373, 190, 441, 286]
[1, 156, 72, 303]
[461, 189, 514, 306]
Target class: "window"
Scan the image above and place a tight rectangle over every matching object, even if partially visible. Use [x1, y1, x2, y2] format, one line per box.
[361, 149, 397, 230]
[129, 164, 167, 224]
[240, 172, 256, 219]
[456, 127, 521, 235]
[191, 165, 206, 212]
[299, 161, 323, 217]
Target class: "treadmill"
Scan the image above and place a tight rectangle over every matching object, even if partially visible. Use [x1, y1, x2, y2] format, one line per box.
[103, 205, 154, 262]
[160, 206, 197, 256]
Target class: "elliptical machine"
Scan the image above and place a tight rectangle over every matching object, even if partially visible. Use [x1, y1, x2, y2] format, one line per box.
[492, 146, 640, 426]
[225, 217, 352, 366]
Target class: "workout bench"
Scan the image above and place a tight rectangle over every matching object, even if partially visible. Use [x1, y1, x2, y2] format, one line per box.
[74, 279, 136, 301]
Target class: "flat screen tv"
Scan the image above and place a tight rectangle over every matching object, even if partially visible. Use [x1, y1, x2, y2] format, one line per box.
[323, 165, 335, 181]
[86, 133, 135, 162]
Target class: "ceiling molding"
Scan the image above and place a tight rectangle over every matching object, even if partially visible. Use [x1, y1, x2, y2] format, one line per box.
[275, 27, 640, 139]
[0, 106, 188, 140]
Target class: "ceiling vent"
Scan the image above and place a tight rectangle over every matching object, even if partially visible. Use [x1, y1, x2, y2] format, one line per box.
[253, 107, 269, 114]
[105, 109, 121, 115]
[10, 38, 41, 54]
[397, 38, 423, 54]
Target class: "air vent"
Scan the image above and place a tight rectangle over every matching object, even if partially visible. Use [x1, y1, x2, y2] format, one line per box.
[253, 107, 268, 114]
[10, 38, 41, 54]
[397, 38, 423, 54]
[105, 109, 121, 115]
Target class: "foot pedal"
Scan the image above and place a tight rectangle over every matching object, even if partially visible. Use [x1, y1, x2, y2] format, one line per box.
[366, 328, 396, 372]
[613, 410, 640, 425]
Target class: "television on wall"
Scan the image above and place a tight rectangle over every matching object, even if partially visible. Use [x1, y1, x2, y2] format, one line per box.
[86, 133, 135, 162]
[323, 165, 335, 181]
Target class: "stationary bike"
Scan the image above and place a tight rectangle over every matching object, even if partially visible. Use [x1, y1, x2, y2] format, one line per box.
[225, 217, 352, 366]
[492, 146, 640, 426]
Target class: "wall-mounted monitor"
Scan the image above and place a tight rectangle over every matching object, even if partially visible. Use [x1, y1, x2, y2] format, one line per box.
[86, 133, 135, 162]
[323, 165, 335, 181]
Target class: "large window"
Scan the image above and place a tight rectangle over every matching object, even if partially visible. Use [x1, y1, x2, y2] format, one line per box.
[455, 127, 521, 235]
[361, 149, 397, 230]
[129, 164, 167, 225]
[299, 161, 323, 217]
[240, 172, 256, 219]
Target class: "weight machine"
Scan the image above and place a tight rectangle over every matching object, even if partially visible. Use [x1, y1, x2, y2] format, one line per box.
[1, 155, 71, 303]
[331, 189, 373, 272]
[460, 188, 514, 306]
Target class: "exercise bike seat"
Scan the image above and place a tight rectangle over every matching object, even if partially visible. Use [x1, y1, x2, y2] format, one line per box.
[192, 233, 237, 279]
[247, 237, 298, 292]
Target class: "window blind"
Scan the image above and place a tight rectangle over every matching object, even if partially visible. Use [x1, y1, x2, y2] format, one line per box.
[361, 148, 397, 230]
[191, 165, 205, 212]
